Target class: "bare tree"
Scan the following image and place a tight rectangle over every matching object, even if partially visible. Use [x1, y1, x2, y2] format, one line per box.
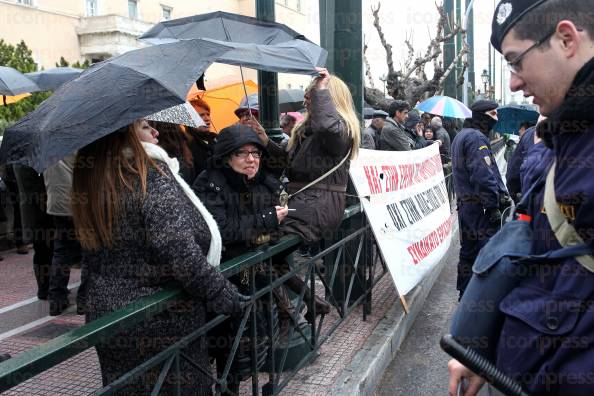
[364, 2, 468, 111]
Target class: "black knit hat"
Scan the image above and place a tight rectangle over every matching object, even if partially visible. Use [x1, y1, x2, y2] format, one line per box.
[490, 0, 551, 53]
[212, 124, 265, 161]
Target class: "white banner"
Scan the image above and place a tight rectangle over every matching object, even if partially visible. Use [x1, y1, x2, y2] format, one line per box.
[350, 144, 453, 296]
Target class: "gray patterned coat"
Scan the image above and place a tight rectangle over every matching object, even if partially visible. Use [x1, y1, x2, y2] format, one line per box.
[84, 162, 240, 395]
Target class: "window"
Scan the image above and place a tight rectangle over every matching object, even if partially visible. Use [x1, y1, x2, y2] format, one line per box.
[17, 0, 34, 5]
[128, 0, 138, 19]
[86, 0, 98, 16]
[296, 0, 301, 11]
[161, 6, 171, 21]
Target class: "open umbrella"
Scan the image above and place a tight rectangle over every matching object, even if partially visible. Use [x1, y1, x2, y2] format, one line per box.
[2, 93, 31, 106]
[0, 66, 39, 105]
[146, 102, 206, 129]
[25, 67, 83, 91]
[493, 104, 539, 134]
[416, 95, 471, 119]
[187, 78, 259, 131]
[140, 11, 309, 45]
[1, 33, 325, 172]
[278, 88, 304, 113]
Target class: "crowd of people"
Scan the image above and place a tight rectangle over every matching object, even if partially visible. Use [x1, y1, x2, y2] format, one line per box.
[0, 67, 362, 394]
[361, 99, 455, 165]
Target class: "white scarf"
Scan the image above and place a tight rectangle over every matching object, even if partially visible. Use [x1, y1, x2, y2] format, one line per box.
[142, 142, 222, 267]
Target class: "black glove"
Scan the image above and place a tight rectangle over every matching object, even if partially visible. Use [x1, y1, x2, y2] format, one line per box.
[231, 293, 252, 319]
[488, 208, 502, 224]
[499, 194, 513, 211]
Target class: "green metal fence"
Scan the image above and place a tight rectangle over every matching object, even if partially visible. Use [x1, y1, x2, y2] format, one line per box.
[0, 204, 388, 396]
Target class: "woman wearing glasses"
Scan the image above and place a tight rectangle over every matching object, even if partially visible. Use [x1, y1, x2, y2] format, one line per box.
[192, 124, 297, 392]
[193, 124, 288, 257]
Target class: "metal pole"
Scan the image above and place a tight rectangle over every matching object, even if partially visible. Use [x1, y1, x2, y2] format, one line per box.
[462, 0, 475, 105]
[455, 0, 463, 100]
[256, 0, 283, 142]
[320, 0, 363, 119]
[444, 0, 456, 98]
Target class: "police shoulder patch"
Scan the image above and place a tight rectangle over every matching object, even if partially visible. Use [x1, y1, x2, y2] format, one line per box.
[479, 145, 488, 151]
[484, 156, 492, 166]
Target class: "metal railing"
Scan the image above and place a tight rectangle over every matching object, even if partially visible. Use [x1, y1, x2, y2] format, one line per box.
[0, 158, 468, 395]
[0, 204, 388, 396]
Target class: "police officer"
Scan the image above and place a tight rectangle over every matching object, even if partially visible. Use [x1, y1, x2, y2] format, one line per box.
[451, 99, 510, 298]
[448, 1, 594, 395]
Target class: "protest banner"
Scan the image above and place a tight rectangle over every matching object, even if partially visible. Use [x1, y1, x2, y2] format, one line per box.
[350, 144, 453, 297]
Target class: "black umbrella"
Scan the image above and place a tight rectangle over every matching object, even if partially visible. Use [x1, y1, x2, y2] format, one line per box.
[140, 11, 326, 74]
[26, 67, 83, 91]
[0, 39, 227, 172]
[140, 11, 308, 45]
[278, 88, 304, 113]
[0, 66, 39, 96]
[1, 37, 325, 172]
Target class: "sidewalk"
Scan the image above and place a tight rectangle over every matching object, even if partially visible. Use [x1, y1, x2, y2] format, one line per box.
[0, 223, 457, 395]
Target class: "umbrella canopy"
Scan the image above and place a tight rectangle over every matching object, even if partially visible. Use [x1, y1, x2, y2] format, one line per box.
[140, 11, 308, 45]
[0, 66, 39, 96]
[278, 88, 304, 113]
[140, 11, 326, 73]
[0, 39, 224, 172]
[26, 67, 83, 91]
[187, 79, 259, 131]
[493, 104, 539, 134]
[415, 95, 471, 119]
[1, 35, 323, 172]
[146, 102, 206, 129]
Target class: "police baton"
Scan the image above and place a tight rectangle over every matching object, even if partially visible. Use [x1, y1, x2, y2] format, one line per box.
[440, 334, 530, 396]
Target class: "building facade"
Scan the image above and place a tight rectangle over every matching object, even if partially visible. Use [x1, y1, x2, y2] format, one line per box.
[0, 0, 319, 88]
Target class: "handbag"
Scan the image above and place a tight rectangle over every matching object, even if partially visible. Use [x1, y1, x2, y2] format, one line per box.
[450, 161, 593, 360]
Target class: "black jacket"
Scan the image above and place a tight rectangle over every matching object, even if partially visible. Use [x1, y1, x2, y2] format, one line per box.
[193, 167, 284, 259]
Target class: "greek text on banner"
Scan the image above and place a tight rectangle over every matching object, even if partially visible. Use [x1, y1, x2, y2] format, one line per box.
[350, 144, 453, 296]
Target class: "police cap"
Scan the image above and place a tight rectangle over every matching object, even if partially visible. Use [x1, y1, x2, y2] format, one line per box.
[490, 0, 551, 53]
[470, 99, 499, 113]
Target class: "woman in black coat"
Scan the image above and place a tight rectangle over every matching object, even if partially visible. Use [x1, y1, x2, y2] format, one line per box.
[192, 124, 287, 260]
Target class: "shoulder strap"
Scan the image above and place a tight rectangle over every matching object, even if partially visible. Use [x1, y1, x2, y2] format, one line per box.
[287, 148, 351, 201]
[544, 161, 594, 272]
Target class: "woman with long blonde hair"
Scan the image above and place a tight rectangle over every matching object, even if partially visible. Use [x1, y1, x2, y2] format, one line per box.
[249, 67, 361, 318]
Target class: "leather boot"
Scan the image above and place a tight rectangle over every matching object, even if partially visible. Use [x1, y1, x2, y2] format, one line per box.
[272, 284, 308, 344]
[284, 275, 331, 316]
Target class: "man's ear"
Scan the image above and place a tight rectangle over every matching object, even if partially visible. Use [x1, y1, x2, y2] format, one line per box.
[555, 20, 581, 57]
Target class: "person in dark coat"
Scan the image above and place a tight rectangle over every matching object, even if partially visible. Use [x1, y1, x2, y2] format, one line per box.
[451, 99, 510, 298]
[448, 1, 594, 395]
[193, 124, 291, 393]
[361, 109, 387, 149]
[378, 100, 414, 151]
[248, 67, 358, 315]
[72, 123, 243, 395]
[193, 124, 287, 261]
[404, 110, 431, 149]
[506, 126, 536, 202]
[430, 116, 451, 162]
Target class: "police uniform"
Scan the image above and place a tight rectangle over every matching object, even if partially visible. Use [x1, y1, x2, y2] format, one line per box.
[488, 1, 594, 394]
[451, 99, 508, 296]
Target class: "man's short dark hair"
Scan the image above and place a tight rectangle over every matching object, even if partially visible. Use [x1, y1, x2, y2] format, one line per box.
[388, 100, 411, 117]
[512, 0, 594, 48]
